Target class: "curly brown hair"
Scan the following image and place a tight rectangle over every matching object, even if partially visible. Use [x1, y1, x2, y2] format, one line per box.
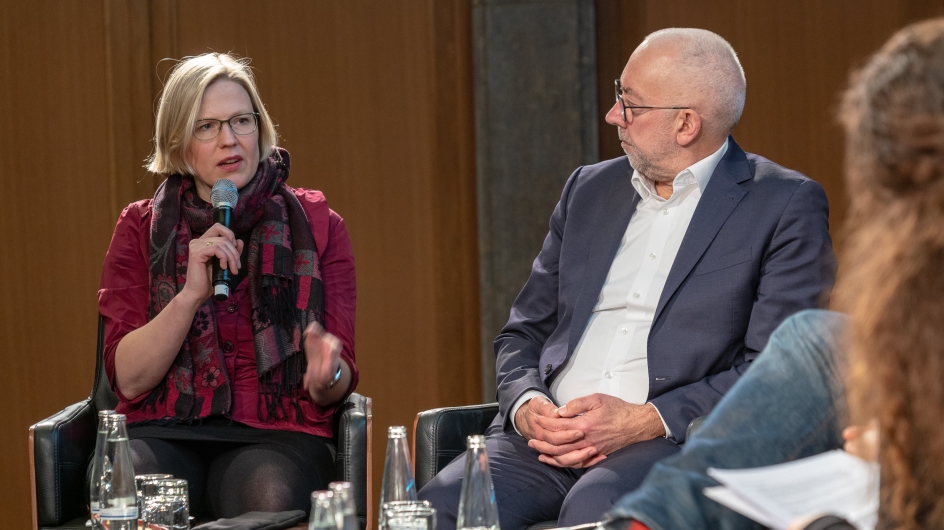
[836, 18, 944, 529]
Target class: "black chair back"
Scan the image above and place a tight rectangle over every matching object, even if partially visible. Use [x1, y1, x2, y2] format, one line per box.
[91, 316, 118, 414]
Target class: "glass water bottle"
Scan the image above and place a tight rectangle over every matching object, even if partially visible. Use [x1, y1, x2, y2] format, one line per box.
[456, 435, 499, 530]
[89, 410, 117, 529]
[378, 426, 417, 529]
[98, 413, 137, 529]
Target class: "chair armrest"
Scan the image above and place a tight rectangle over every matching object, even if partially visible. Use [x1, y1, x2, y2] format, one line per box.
[30, 399, 96, 528]
[336, 392, 372, 530]
[412, 403, 499, 491]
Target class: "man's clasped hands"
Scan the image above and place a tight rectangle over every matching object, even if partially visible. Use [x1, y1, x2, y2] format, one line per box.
[514, 395, 667, 469]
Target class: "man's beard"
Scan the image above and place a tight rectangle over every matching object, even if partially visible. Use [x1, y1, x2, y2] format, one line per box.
[619, 133, 677, 182]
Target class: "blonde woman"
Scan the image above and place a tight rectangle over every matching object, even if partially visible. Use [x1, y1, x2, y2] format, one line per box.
[98, 53, 357, 518]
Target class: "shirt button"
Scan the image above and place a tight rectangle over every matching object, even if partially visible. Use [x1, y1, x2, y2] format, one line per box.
[662, 209, 669, 215]
[633, 292, 640, 299]
[649, 253, 656, 260]
[222, 341, 235, 353]
[605, 372, 614, 379]
[227, 304, 238, 313]
[620, 327, 628, 335]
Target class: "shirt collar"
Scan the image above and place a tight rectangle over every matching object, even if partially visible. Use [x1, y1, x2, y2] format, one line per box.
[631, 138, 729, 200]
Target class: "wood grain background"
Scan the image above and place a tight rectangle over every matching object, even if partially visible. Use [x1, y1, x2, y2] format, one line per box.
[2, 1, 942, 528]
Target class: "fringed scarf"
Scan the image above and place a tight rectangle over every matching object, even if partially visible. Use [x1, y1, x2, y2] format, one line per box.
[147, 148, 324, 423]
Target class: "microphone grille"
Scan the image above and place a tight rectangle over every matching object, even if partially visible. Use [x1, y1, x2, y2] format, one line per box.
[210, 179, 238, 209]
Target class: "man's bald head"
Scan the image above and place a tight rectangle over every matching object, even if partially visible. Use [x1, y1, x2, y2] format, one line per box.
[635, 28, 746, 138]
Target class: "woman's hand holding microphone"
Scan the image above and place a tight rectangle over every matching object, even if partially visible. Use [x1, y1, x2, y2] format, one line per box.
[179, 223, 245, 306]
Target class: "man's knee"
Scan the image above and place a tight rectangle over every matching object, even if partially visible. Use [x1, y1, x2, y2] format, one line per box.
[558, 474, 624, 527]
[558, 439, 680, 527]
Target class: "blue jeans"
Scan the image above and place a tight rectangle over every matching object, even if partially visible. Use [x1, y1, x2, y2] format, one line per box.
[607, 310, 848, 530]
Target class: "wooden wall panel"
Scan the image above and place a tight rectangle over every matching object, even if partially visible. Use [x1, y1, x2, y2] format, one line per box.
[596, 0, 944, 238]
[0, 1, 478, 526]
[0, 2, 113, 528]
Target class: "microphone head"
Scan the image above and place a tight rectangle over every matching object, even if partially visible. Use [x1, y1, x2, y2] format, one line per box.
[210, 179, 238, 209]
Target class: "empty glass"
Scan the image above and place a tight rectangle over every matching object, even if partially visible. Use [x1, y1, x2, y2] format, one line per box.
[384, 504, 436, 530]
[310, 490, 339, 530]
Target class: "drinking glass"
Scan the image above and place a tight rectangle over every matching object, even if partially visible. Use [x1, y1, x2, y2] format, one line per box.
[384, 504, 436, 530]
[136, 474, 173, 521]
[141, 479, 189, 530]
[380, 501, 432, 530]
[310, 490, 339, 530]
[329, 481, 358, 530]
[141, 495, 189, 530]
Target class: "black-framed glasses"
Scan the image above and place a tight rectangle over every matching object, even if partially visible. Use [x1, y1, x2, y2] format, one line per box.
[614, 79, 690, 122]
[193, 112, 260, 141]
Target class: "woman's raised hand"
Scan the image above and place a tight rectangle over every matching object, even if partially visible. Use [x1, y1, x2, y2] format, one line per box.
[303, 321, 343, 398]
[181, 223, 245, 305]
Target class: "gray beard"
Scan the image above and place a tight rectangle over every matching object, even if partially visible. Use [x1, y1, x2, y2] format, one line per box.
[624, 146, 676, 182]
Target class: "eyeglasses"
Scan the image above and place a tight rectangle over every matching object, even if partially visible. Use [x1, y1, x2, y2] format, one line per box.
[193, 112, 259, 141]
[614, 79, 690, 122]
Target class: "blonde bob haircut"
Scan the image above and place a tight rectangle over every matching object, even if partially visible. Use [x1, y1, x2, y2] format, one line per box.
[147, 53, 277, 176]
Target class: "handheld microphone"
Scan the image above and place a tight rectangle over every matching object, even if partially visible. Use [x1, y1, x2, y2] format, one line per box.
[210, 179, 238, 301]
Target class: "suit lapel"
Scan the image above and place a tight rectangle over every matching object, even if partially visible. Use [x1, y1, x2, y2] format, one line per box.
[568, 170, 640, 355]
[653, 138, 753, 323]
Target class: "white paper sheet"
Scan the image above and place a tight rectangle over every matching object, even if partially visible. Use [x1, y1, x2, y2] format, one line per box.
[704, 450, 879, 530]
[703, 486, 778, 528]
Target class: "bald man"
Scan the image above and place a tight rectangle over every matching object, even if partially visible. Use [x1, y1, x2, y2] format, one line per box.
[419, 28, 836, 530]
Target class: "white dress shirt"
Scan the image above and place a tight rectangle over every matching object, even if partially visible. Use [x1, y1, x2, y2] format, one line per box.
[512, 139, 729, 437]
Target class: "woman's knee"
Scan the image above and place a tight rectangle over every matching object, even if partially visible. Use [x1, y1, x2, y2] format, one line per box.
[206, 444, 327, 517]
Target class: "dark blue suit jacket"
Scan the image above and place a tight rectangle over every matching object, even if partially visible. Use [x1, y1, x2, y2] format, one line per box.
[493, 138, 836, 443]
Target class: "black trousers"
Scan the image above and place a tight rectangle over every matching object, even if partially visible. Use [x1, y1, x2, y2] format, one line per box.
[125, 419, 336, 519]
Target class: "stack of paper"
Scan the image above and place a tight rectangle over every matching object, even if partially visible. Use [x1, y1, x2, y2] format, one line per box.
[703, 450, 879, 530]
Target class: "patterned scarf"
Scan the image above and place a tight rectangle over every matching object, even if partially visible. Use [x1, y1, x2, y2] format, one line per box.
[147, 148, 324, 423]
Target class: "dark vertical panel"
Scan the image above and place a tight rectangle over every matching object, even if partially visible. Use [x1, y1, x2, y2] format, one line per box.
[474, 0, 599, 401]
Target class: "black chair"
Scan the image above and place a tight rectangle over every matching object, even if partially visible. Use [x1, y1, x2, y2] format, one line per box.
[413, 403, 706, 530]
[30, 316, 373, 530]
